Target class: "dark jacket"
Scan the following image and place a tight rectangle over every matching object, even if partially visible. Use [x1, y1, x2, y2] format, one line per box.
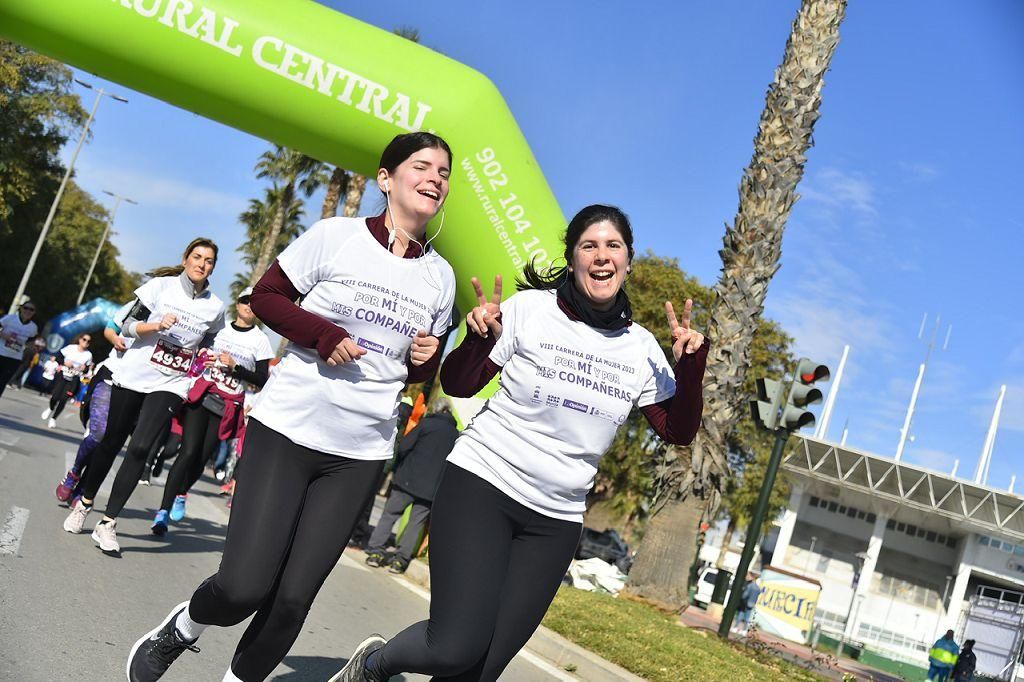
[392, 412, 459, 502]
[952, 648, 976, 681]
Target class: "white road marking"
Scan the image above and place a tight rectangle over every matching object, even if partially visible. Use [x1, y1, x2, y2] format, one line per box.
[386, 572, 578, 680]
[0, 431, 18, 446]
[0, 506, 30, 556]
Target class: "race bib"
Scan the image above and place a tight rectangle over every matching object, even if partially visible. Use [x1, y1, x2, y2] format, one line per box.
[205, 363, 241, 394]
[149, 336, 196, 375]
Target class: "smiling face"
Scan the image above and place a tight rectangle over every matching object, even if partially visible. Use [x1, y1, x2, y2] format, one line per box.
[570, 220, 631, 311]
[378, 146, 451, 230]
[78, 335, 91, 349]
[183, 246, 217, 284]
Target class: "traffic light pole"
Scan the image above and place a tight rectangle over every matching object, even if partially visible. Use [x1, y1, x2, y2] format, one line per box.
[718, 428, 790, 638]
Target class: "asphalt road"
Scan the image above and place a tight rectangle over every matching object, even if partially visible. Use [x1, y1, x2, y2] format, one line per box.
[0, 387, 564, 681]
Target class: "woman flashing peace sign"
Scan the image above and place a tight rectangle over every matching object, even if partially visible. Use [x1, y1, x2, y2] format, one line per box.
[337, 204, 708, 682]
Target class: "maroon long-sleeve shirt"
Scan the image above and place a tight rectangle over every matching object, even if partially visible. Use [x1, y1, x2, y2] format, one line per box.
[249, 215, 441, 383]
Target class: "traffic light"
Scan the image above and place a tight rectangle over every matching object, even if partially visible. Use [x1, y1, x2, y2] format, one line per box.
[779, 358, 830, 431]
[751, 377, 786, 431]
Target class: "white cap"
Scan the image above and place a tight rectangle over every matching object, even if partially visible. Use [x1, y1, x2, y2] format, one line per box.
[238, 286, 254, 300]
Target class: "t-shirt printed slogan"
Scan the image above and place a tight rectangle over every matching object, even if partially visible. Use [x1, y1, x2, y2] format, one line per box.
[329, 279, 432, 360]
[532, 342, 636, 424]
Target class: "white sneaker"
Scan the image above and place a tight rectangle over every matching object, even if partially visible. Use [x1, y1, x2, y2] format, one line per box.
[41, 408, 51, 419]
[92, 520, 120, 552]
[48, 417, 57, 429]
[63, 499, 91, 533]
[328, 634, 387, 682]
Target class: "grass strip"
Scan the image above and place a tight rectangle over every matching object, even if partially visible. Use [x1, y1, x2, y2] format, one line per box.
[542, 587, 828, 682]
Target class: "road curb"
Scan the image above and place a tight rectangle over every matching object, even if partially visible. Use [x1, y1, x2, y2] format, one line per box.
[395, 555, 644, 682]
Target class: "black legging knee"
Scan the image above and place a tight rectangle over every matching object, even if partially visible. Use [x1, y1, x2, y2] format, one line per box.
[186, 419, 383, 682]
[376, 464, 582, 682]
[78, 386, 181, 515]
[160, 402, 220, 511]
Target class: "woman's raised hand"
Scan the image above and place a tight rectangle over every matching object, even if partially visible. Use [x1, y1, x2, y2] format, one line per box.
[665, 299, 705, 362]
[327, 337, 367, 367]
[158, 313, 178, 331]
[467, 275, 503, 339]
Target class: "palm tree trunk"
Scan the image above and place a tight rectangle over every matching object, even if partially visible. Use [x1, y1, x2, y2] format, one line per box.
[625, 0, 847, 611]
[321, 166, 348, 219]
[250, 183, 293, 285]
[715, 520, 736, 568]
[622, 495, 704, 610]
[341, 173, 368, 218]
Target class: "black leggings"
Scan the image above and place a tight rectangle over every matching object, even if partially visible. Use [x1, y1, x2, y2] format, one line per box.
[0, 356, 20, 399]
[160, 402, 220, 511]
[49, 374, 81, 418]
[79, 386, 182, 517]
[187, 418, 383, 681]
[376, 464, 582, 681]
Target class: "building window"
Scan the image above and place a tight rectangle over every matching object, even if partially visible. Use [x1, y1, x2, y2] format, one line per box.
[979, 536, 990, 546]
[887, 519, 896, 530]
[866, 513, 877, 524]
[857, 510, 866, 520]
[810, 495, 820, 507]
[926, 531, 937, 542]
[946, 536, 957, 548]
[846, 507, 857, 518]
[938, 534, 947, 544]
[828, 501, 838, 513]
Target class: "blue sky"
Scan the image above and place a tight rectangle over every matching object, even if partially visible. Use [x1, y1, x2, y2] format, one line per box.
[61, 1, 1023, 489]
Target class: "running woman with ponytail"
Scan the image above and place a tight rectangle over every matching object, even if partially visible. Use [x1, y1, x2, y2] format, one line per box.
[151, 286, 273, 536]
[127, 132, 456, 682]
[335, 204, 709, 682]
[62, 238, 224, 554]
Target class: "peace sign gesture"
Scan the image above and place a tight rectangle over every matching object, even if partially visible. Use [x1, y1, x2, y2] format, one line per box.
[467, 274, 503, 339]
[665, 299, 705, 361]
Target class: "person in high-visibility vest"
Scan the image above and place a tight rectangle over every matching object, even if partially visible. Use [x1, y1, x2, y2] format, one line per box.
[928, 629, 960, 682]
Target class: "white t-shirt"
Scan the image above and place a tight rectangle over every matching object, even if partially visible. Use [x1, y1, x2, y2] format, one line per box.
[58, 344, 93, 378]
[42, 358, 59, 381]
[448, 289, 676, 521]
[95, 300, 136, 378]
[250, 217, 456, 460]
[200, 323, 275, 400]
[0, 313, 39, 360]
[112, 276, 225, 398]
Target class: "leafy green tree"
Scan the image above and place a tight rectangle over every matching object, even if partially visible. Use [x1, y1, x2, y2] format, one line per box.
[0, 41, 137, 318]
[0, 40, 85, 223]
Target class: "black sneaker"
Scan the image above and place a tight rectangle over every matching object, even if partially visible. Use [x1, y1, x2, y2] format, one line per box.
[387, 558, 409, 575]
[127, 602, 200, 681]
[364, 551, 387, 568]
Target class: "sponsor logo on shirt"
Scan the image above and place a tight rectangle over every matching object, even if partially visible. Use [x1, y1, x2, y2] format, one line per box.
[562, 398, 589, 413]
[531, 386, 543, 405]
[589, 406, 625, 424]
[545, 394, 561, 408]
[356, 337, 385, 354]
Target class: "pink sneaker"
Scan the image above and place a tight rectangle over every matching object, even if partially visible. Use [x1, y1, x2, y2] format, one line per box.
[56, 470, 80, 503]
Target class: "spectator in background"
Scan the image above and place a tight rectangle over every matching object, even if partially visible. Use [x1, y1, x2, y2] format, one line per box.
[928, 630, 961, 682]
[10, 334, 46, 390]
[732, 573, 761, 636]
[951, 639, 975, 682]
[365, 397, 459, 575]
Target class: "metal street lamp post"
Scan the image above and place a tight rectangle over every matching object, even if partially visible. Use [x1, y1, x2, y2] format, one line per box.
[9, 79, 127, 312]
[76, 190, 137, 306]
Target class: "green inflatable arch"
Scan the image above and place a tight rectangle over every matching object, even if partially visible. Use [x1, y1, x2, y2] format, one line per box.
[0, 0, 565, 329]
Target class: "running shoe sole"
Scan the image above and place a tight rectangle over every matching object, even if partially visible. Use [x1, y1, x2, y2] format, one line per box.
[126, 601, 190, 682]
[327, 634, 386, 682]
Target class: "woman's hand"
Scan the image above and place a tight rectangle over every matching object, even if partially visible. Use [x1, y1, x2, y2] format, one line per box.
[217, 351, 236, 368]
[466, 275, 503, 339]
[666, 299, 705, 362]
[409, 330, 439, 366]
[112, 336, 128, 352]
[158, 313, 177, 331]
[326, 337, 366, 366]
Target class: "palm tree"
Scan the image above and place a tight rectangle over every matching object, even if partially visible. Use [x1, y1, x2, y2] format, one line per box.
[624, 0, 848, 611]
[248, 146, 329, 285]
[320, 166, 349, 219]
[233, 185, 306, 299]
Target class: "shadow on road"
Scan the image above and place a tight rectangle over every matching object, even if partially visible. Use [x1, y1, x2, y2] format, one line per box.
[0, 413, 82, 446]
